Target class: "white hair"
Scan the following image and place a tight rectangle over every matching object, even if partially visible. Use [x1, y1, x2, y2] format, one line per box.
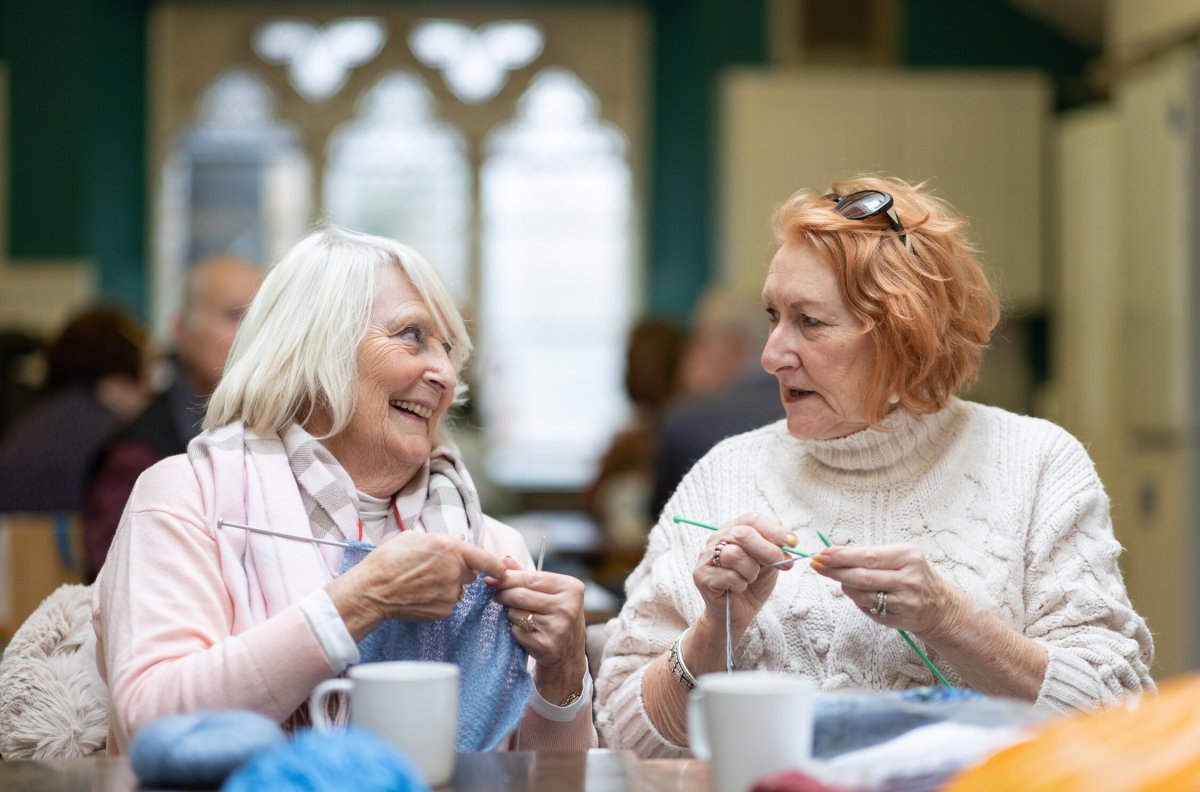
[205, 224, 471, 445]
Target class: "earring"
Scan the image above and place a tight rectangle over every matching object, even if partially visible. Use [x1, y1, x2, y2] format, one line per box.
[888, 393, 900, 405]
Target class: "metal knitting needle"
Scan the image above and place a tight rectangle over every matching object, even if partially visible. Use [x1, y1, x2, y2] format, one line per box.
[767, 554, 811, 569]
[514, 534, 548, 754]
[725, 590, 733, 673]
[217, 519, 371, 549]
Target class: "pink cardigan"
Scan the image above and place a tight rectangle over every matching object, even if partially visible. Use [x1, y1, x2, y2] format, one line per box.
[93, 454, 596, 754]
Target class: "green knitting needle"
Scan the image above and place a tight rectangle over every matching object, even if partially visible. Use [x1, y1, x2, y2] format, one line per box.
[672, 516, 814, 559]
[816, 530, 953, 688]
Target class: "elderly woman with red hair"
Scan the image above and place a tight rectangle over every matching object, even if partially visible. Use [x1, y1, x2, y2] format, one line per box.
[595, 176, 1154, 756]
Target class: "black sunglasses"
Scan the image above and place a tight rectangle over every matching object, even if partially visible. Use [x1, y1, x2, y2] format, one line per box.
[826, 190, 907, 245]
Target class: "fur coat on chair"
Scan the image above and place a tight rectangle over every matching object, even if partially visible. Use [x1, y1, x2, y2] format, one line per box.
[0, 583, 108, 758]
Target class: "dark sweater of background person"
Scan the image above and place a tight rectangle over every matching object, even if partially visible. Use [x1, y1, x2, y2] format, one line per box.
[82, 255, 262, 580]
[649, 288, 784, 519]
[650, 366, 784, 519]
[0, 307, 148, 513]
[83, 361, 205, 580]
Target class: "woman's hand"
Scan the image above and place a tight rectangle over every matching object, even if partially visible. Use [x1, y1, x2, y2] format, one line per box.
[326, 533, 507, 640]
[692, 513, 798, 638]
[488, 557, 587, 705]
[809, 542, 967, 638]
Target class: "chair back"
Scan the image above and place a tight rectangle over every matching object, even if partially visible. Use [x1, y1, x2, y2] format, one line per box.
[0, 512, 85, 643]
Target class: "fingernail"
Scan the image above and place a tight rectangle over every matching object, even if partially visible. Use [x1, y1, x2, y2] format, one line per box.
[504, 556, 515, 564]
[785, 533, 798, 548]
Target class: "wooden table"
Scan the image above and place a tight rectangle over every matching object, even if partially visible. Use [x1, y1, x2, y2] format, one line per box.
[0, 751, 710, 791]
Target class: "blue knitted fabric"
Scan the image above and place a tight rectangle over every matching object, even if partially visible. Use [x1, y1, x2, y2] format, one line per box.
[129, 710, 286, 788]
[222, 728, 430, 792]
[812, 687, 1037, 760]
[342, 541, 533, 751]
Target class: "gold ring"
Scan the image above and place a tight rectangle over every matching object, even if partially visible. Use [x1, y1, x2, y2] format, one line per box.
[516, 613, 536, 633]
[712, 540, 728, 567]
[457, 585, 466, 602]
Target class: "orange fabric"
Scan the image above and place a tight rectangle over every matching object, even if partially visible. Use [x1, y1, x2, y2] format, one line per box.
[946, 673, 1200, 791]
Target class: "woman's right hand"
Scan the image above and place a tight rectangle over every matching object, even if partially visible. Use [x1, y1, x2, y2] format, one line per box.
[326, 533, 507, 639]
[691, 513, 798, 637]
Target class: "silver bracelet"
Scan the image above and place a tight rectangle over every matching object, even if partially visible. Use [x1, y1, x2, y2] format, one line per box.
[668, 627, 696, 691]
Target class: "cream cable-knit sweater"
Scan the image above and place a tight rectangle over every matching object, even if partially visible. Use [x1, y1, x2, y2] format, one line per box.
[595, 398, 1155, 757]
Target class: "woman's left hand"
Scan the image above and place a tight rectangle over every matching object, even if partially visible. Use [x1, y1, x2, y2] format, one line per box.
[488, 557, 587, 703]
[809, 543, 968, 638]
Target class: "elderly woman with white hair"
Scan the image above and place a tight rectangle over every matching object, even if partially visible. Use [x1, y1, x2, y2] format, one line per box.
[93, 226, 596, 754]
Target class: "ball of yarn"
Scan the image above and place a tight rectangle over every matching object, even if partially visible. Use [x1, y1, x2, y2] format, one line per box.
[130, 709, 286, 788]
[222, 728, 431, 792]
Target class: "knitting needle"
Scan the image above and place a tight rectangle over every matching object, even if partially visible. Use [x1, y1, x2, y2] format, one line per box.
[672, 516, 814, 559]
[217, 519, 373, 549]
[725, 591, 733, 673]
[815, 531, 953, 688]
[514, 534, 548, 754]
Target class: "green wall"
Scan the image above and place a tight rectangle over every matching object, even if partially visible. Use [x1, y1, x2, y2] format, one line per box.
[647, 0, 767, 320]
[903, 0, 1098, 111]
[1, 0, 146, 317]
[0, 0, 1092, 321]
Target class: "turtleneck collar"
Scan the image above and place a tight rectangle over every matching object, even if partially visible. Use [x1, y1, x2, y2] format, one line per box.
[783, 397, 967, 485]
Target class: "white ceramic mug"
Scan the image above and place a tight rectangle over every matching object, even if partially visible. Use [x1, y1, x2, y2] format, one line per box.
[310, 661, 459, 786]
[688, 671, 815, 792]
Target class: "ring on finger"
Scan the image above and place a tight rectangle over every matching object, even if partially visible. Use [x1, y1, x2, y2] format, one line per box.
[869, 590, 888, 617]
[712, 540, 728, 568]
[457, 584, 467, 602]
[516, 612, 536, 633]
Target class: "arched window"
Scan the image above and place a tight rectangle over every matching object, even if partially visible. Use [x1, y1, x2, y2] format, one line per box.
[154, 7, 647, 495]
[478, 68, 635, 487]
[324, 71, 471, 299]
[156, 68, 310, 330]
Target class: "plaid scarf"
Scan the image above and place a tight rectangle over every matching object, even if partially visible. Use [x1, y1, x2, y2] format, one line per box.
[188, 421, 483, 629]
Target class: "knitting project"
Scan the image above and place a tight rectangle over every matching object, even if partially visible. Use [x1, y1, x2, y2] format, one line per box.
[343, 542, 533, 750]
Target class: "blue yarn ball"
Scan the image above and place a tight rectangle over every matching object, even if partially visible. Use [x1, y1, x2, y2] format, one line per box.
[130, 709, 286, 788]
[222, 728, 432, 792]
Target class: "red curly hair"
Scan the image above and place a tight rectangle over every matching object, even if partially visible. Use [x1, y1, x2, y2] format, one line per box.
[771, 175, 1001, 427]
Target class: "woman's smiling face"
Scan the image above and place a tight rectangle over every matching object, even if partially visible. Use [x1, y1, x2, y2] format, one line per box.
[760, 240, 877, 441]
[324, 265, 457, 496]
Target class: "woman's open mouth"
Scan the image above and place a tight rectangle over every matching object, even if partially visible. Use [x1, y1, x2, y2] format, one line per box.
[389, 399, 433, 419]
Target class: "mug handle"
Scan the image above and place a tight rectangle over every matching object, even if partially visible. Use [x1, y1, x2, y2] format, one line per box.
[687, 688, 711, 760]
[309, 678, 353, 733]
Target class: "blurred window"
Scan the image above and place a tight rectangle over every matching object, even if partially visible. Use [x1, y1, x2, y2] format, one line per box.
[157, 68, 312, 331]
[478, 68, 634, 487]
[252, 18, 386, 102]
[324, 71, 471, 300]
[155, 9, 644, 493]
[408, 20, 543, 104]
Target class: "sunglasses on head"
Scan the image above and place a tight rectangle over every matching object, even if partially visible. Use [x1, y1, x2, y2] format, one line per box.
[826, 190, 907, 245]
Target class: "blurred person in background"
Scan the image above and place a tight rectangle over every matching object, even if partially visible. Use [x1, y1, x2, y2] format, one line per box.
[0, 329, 43, 439]
[650, 287, 785, 519]
[582, 316, 687, 595]
[83, 255, 262, 581]
[0, 306, 150, 513]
